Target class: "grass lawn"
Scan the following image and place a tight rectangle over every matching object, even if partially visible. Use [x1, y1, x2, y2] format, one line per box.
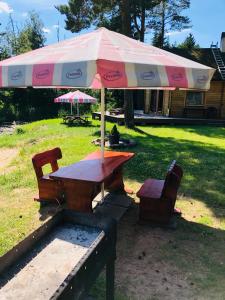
[0, 119, 225, 299]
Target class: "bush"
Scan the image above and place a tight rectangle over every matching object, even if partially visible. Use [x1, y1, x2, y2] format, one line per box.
[58, 108, 68, 118]
[16, 127, 26, 134]
[0, 102, 17, 123]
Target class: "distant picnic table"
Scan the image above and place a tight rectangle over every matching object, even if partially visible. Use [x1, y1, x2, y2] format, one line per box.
[62, 115, 90, 126]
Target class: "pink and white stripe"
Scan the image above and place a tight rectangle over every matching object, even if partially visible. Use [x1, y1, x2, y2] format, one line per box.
[54, 90, 97, 104]
[0, 27, 215, 90]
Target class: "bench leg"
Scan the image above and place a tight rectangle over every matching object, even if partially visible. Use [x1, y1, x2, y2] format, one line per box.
[106, 258, 115, 300]
[63, 181, 100, 212]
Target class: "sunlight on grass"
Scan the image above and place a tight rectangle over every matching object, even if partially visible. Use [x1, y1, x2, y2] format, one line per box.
[1, 119, 225, 299]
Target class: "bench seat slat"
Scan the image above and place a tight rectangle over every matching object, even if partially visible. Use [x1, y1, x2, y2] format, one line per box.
[137, 179, 164, 199]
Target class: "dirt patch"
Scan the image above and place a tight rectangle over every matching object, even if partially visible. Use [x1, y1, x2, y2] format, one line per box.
[115, 205, 193, 300]
[0, 148, 18, 174]
[0, 123, 16, 135]
[115, 202, 225, 300]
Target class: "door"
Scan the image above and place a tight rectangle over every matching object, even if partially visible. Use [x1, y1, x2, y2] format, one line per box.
[149, 90, 164, 114]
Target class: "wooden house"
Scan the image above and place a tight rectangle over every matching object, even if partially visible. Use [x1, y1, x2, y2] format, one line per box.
[139, 33, 225, 120]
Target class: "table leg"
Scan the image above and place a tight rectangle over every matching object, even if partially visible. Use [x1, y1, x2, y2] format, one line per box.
[105, 166, 133, 194]
[105, 166, 124, 193]
[63, 181, 100, 213]
[106, 258, 115, 300]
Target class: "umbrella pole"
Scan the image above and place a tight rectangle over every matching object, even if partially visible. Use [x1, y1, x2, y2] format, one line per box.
[100, 88, 105, 201]
[100, 88, 105, 162]
[71, 103, 73, 115]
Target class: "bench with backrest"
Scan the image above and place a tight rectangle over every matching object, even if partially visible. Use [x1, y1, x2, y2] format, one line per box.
[32, 147, 64, 204]
[136, 160, 183, 224]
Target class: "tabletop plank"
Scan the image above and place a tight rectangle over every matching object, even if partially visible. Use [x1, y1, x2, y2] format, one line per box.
[50, 150, 134, 183]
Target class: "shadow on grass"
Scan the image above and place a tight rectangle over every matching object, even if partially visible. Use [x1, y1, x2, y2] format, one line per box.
[118, 131, 225, 219]
[61, 122, 99, 128]
[178, 125, 225, 139]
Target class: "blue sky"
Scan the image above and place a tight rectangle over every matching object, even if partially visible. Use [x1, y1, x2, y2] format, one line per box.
[0, 0, 224, 47]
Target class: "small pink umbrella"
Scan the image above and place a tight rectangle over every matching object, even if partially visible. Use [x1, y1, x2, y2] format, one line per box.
[54, 90, 97, 115]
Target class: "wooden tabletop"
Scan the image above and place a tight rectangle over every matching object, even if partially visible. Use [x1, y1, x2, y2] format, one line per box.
[50, 150, 135, 183]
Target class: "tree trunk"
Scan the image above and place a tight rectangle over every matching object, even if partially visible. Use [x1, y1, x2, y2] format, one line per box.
[140, 1, 145, 42]
[120, 0, 134, 128]
[124, 90, 134, 128]
[160, 1, 165, 48]
[120, 0, 132, 37]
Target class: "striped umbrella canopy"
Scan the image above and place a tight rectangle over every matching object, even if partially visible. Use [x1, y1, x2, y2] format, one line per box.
[0, 27, 214, 90]
[54, 90, 97, 104]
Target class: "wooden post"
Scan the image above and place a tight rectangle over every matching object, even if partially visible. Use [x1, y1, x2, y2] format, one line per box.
[100, 88, 105, 162]
[100, 88, 105, 201]
[155, 89, 159, 115]
[106, 258, 115, 300]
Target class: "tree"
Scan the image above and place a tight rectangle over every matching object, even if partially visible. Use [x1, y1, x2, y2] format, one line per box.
[56, 0, 160, 42]
[150, 0, 191, 48]
[5, 11, 46, 56]
[178, 33, 200, 50]
[56, 0, 160, 128]
[16, 11, 46, 54]
[24, 11, 46, 50]
[0, 12, 55, 122]
[0, 23, 8, 60]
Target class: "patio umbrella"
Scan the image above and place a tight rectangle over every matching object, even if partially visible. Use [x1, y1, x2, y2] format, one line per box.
[0, 27, 215, 160]
[54, 90, 97, 115]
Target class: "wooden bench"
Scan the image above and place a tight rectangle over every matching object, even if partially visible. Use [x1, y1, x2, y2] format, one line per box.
[183, 107, 206, 118]
[32, 147, 64, 204]
[109, 108, 124, 115]
[137, 161, 183, 224]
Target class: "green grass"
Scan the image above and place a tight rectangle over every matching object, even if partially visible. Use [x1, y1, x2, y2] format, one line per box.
[0, 119, 225, 299]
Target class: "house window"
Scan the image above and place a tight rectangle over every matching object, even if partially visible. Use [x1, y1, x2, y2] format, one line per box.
[186, 92, 204, 106]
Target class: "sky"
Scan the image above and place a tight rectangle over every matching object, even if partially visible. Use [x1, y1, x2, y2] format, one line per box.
[0, 0, 224, 48]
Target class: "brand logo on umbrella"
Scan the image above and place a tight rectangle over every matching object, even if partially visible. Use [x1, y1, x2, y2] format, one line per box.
[171, 73, 183, 81]
[66, 69, 82, 79]
[11, 71, 23, 81]
[103, 71, 122, 81]
[36, 69, 50, 79]
[141, 71, 155, 80]
[197, 75, 208, 83]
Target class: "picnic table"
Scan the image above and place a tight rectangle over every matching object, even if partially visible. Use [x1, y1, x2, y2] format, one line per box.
[63, 115, 90, 125]
[50, 150, 135, 212]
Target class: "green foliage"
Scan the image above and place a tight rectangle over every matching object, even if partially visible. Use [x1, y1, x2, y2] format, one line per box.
[152, 31, 170, 48]
[0, 94, 18, 123]
[16, 127, 26, 134]
[58, 107, 68, 118]
[178, 33, 200, 50]
[150, 0, 191, 48]
[0, 12, 52, 122]
[1, 120, 225, 298]
[56, 0, 160, 41]
[25, 11, 46, 50]
[4, 11, 46, 56]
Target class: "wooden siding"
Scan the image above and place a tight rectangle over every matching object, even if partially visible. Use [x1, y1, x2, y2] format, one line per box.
[169, 90, 185, 117]
[169, 81, 225, 119]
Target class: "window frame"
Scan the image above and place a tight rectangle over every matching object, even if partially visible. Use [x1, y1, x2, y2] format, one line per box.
[185, 91, 205, 107]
